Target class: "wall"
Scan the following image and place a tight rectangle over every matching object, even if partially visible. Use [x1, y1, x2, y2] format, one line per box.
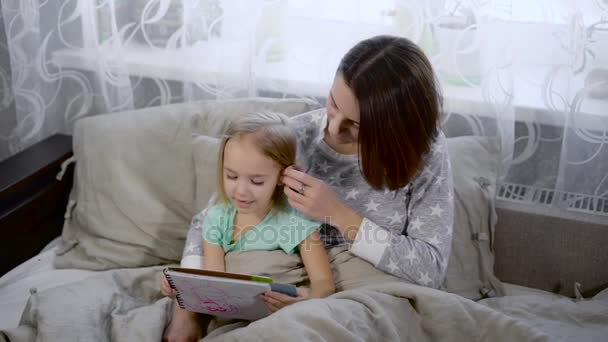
[0, 2, 16, 162]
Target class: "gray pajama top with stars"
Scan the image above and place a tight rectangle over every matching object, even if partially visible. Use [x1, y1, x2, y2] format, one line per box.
[181, 109, 454, 289]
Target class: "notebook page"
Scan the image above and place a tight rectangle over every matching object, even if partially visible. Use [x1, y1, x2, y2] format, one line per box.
[166, 270, 272, 320]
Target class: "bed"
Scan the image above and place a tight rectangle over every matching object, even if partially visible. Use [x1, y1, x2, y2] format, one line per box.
[1, 97, 606, 341]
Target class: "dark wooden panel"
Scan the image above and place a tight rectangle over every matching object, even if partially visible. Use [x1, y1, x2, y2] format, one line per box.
[0, 134, 72, 197]
[0, 134, 73, 275]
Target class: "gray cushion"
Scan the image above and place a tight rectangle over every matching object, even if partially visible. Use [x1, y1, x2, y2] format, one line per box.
[441, 136, 505, 299]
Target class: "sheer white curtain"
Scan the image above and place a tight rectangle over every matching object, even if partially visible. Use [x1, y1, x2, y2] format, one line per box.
[0, 0, 606, 220]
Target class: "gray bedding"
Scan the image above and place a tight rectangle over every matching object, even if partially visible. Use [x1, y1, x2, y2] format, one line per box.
[2, 250, 607, 342]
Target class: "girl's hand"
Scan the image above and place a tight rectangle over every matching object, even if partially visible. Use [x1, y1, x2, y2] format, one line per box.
[282, 166, 363, 240]
[160, 273, 178, 298]
[261, 287, 309, 313]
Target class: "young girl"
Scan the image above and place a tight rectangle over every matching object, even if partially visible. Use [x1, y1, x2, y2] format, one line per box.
[162, 112, 334, 308]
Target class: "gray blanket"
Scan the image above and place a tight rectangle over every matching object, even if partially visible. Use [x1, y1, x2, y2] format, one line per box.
[2, 251, 607, 342]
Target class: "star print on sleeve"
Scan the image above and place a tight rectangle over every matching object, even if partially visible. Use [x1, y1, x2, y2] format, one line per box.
[418, 272, 433, 286]
[185, 242, 198, 253]
[365, 199, 380, 212]
[181, 255, 204, 269]
[181, 216, 205, 268]
[297, 131, 311, 145]
[422, 166, 434, 176]
[432, 142, 444, 154]
[404, 249, 418, 263]
[387, 259, 400, 273]
[388, 211, 404, 225]
[429, 204, 444, 217]
[318, 160, 330, 173]
[345, 189, 359, 200]
[408, 217, 424, 232]
[183, 212, 204, 256]
[181, 193, 218, 268]
[328, 172, 345, 186]
[310, 111, 324, 125]
[427, 235, 441, 245]
[349, 131, 454, 289]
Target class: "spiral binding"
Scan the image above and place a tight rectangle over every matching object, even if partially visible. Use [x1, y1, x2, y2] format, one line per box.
[163, 269, 185, 309]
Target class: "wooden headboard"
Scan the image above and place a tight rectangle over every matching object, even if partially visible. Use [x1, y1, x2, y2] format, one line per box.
[0, 134, 73, 275]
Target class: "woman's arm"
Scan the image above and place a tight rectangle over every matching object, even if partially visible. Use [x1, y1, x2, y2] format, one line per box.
[349, 136, 454, 288]
[202, 241, 226, 272]
[163, 195, 220, 342]
[163, 243, 221, 342]
[299, 231, 335, 298]
[181, 193, 218, 269]
[283, 134, 454, 288]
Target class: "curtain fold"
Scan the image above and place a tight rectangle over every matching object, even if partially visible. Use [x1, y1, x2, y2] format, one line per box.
[0, 0, 606, 220]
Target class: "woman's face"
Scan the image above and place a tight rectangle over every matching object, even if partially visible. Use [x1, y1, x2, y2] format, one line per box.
[325, 74, 360, 155]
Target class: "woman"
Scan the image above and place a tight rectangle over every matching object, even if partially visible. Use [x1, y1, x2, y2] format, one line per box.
[163, 35, 454, 342]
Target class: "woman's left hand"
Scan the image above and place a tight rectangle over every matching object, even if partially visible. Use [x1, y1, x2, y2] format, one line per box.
[261, 287, 310, 313]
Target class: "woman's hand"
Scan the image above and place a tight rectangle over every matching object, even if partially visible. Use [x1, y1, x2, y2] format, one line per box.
[261, 287, 310, 313]
[162, 305, 202, 342]
[160, 273, 178, 298]
[282, 166, 345, 222]
[282, 166, 363, 241]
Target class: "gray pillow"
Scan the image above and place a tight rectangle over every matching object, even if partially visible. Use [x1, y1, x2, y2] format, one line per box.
[442, 136, 505, 300]
[192, 134, 221, 214]
[55, 105, 197, 270]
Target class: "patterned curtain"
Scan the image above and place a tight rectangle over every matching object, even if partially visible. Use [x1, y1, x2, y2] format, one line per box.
[0, 0, 606, 220]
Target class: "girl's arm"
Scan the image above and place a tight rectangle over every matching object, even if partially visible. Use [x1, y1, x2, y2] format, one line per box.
[261, 230, 333, 312]
[299, 230, 335, 298]
[202, 240, 226, 272]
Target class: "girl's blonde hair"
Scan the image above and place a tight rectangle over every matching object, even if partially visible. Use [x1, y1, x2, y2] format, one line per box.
[216, 112, 296, 208]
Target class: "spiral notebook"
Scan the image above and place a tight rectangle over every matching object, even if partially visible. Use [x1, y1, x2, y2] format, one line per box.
[163, 267, 296, 321]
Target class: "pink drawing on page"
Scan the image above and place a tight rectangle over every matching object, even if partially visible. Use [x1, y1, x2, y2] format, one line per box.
[181, 279, 244, 315]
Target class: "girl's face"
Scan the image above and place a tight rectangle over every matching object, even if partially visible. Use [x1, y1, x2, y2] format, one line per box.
[222, 134, 282, 217]
[325, 73, 360, 155]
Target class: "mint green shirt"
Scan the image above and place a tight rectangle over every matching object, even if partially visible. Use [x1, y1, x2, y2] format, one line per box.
[202, 203, 321, 255]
